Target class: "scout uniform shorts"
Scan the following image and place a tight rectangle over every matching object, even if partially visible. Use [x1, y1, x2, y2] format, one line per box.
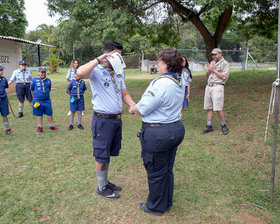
[204, 85, 224, 111]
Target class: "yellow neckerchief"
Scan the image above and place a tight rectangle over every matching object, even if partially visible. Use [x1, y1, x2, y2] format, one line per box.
[100, 64, 120, 94]
[75, 78, 81, 99]
[38, 75, 47, 93]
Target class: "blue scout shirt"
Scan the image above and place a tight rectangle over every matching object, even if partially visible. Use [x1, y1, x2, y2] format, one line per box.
[0, 76, 8, 98]
[10, 69, 33, 84]
[67, 78, 87, 98]
[30, 77, 51, 100]
[89, 64, 126, 114]
[66, 68, 76, 81]
[137, 74, 185, 123]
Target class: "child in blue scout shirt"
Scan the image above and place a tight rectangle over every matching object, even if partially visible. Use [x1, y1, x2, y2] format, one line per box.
[30, 66, 59, 134]
[66, 73, 87, 130]
[0, 65, 13, 135]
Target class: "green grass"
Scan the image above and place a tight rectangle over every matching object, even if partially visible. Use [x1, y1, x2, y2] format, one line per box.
[0, 67, 280, 223]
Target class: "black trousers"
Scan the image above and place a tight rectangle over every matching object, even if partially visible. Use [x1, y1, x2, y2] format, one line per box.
[140, 121, 185, 212]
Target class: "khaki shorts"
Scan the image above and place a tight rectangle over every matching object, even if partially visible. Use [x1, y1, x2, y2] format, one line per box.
[204, 85, 224, 111]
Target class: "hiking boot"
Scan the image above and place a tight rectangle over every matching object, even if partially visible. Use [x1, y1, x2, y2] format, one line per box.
[96, 185, 120, 199]
[35, 126, 43, 134]
[108, 181, 122, 191]
[139, 203, 163, 216]
[68, 124, 74, 130]
[221, 124, 229, 135]
[201, 125, 213, 134]
[77, 124, 84, 130]
[5, 128, 14, 135]
[48, 126, 60, 131]
[16, 112, 23, 118]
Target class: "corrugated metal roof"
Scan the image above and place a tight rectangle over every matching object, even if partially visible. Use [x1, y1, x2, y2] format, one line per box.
[0, 35, 56, 48]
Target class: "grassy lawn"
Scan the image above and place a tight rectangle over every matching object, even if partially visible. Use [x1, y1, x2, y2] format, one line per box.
[0, 67, 280, 223]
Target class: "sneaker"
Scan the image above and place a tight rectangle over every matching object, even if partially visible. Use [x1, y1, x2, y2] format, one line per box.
[201, 125, 213, 134]
[108, 181, 122, 191]
[139, 203, 163, 216]
[48, 126, 60, 131]
[68, 124, 74, 130]
[35, 126, 43, 134]
[77, 124, 84, 130]
[221, 124, 229, 135]
[96, 185, 120, 199]
[5, 128, 14, 135]
[16, 112, 23, 118]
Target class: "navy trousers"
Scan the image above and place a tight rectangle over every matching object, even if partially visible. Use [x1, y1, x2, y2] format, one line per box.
[140, 121, 185, 212]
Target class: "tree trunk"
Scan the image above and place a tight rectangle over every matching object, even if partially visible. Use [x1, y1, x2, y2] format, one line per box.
[164, 0, 233, 62]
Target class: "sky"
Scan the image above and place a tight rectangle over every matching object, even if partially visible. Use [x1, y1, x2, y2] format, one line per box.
[24, 0, 60, 31]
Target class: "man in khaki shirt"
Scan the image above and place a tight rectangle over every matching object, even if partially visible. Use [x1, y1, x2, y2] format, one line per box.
[201, 48, 229, 135]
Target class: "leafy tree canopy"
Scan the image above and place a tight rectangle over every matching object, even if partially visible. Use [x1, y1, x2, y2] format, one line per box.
[0, 0, 27, 37]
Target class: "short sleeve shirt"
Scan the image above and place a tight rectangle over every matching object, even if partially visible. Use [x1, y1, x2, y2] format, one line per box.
[10, 69, 33, 83]
[0, 76, 8, 98]
[88, 64, 126, 114]
[66, 68, 76, 81]
[30, 77, 51, 100]
[67, 79, 87, 97]
[208, 58, 230, 85]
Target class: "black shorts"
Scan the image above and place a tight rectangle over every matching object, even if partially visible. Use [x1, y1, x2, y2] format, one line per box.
[16, 83, 32, 102]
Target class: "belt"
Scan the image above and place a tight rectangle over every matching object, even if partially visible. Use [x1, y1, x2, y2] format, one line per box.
[208, 83, 224, 87]
[16, 83, 31, 85]
[142, 121, 179, 127]
[94, 111, 121, 120]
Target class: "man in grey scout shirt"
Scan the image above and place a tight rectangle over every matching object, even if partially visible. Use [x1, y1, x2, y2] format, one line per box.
[8, 60, 33, 118]
[77, 41, 136, 199]
[201, 48, 230, 135]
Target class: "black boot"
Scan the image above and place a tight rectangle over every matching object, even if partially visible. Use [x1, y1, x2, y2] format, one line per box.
[16, 112, 23, 118]
[221, 124, 229, 135]
[201, 125, 213, 134]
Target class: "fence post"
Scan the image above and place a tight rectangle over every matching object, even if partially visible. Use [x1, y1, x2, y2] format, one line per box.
[242, 49, 247, 70]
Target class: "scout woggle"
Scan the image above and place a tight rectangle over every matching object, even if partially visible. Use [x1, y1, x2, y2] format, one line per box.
[34, 102, 40, 108]
[70, 97, 75, 103]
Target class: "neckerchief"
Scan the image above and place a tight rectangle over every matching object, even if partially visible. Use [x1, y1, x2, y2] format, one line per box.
[100, 64, 120, 94]
[21, 70, 25, 85]
[38, 75, 47, 93]
[75, 78, 81, 99]
[159, 72, 182, 87]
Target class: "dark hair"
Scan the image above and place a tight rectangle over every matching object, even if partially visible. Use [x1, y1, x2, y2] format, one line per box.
[103, 41, 123, 52]
[70, 59, 80, 69]
[158, 48, 183, 74]
[182, 56, 192, 79]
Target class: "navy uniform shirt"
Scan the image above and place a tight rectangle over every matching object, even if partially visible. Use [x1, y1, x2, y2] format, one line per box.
[67, 78, 87, 98]
[30, 77, 51, 100]
[0, 76, 8, 98]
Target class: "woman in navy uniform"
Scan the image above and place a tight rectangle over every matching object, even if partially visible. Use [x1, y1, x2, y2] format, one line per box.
[129, 48, 185, 216]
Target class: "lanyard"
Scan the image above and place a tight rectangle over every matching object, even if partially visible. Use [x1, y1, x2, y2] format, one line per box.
[101, 64, 120, 94]
[37, 76, 47, 93]
[21, 70, 25, 85]
[75, 79, 81, 99]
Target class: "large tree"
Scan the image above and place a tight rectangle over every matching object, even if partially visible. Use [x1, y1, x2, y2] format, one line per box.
[47, 0, 278, 61]
[0, 0, 27, 37]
